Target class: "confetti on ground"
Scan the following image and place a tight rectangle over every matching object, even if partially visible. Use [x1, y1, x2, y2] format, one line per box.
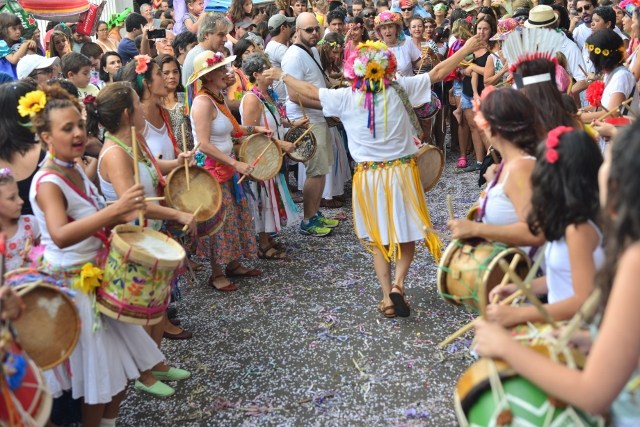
[119, 150, 482, 426]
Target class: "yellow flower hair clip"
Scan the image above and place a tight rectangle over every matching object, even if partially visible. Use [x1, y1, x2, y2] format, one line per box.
[587, 43, 595, 52]
[602, 49, 610, 56]
[17, 90, 47, 118]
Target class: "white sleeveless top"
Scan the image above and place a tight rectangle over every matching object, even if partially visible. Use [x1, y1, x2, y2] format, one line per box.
[30, 167, 106, 267]
[545, 220, 605, 304]
[190, 96, 234, 155]
[97, 144, 162, 230]
[239, 92, 284, 140]
[144, 120, 175, 161]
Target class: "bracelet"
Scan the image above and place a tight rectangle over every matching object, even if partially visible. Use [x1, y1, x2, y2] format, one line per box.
[280, 72, 289, 82]
[246, 126, 254, 135]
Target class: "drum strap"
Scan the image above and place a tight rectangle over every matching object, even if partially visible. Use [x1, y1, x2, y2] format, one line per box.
[389, 82, 422, 136]
[158, 106, 180, 157]
[293, 44, 331, 86]
[477, 161, 504, 222]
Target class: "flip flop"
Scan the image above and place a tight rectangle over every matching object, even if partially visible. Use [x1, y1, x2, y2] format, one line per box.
[389, 286, 410, 318]
[209, 274, 238, 292]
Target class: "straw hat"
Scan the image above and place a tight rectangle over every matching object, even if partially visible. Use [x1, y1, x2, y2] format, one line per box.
[374, 11, 403, 29]
[524, 5, 558, 28]
[186, 50, 236, 86]
[459, 0, 477, 12]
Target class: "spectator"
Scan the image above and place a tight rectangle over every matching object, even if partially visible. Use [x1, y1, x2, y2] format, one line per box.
[118, 13, 149, 63]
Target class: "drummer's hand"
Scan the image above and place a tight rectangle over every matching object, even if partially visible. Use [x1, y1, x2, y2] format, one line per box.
[483, 163, 498, 183]
[488, 283, 518, 303]
[233, 160, 254, 175]
[278, 139, 296, 154]
[178, 150, 197, 166]
[176, 211, 196, 232]
[485, 304, 523, 328]
[591, 120, 618, 139]
[112, 185, 147, 223]
[0, 286, 24, 321]
[474, 318, 513, 359]
[448, 219, 478, 239]
[292, 117, 309, 128]
[462, 34, 485, 53]
[254, 126, 272, 137]
[262, 67, 282, 81]
[566, 328, 593, 355]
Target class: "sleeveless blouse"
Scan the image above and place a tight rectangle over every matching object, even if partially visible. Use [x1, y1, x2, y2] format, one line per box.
[190, 96, 234, 155]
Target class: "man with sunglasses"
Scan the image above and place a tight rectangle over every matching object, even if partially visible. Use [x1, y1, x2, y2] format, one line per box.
[361, 7, 378, 39]
[570, 0, 596, 45]
[281, 12, 340, 237]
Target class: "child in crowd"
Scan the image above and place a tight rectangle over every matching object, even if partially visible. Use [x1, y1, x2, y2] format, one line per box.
[487, 128, 604, 327]
[0, 12, 37, 79]
[80, 42, 106, 88]
[448, 18, 472, 157]
[61, 52, 99, 100]
[183, 0, 205, 33]
[0, 169, 40, 271]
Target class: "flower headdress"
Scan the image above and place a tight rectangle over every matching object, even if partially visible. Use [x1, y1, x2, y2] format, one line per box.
[17, 90, 47, 118]
[545, 126, 572, 164]
[343, 41, 398, 136]
[134, 54, 152, 89]
[585, 80, 605, 108]
[374, 11, 403, 34]
[618, 0, 640, 16]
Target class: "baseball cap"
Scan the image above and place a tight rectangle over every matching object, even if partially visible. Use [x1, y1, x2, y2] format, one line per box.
[17, 55, 60, 80]
[268, 14, 296, 30]
[236, 18, 255, 29]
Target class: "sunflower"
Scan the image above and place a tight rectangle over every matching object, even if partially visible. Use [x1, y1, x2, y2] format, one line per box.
[365, 61, 384, 80]
[17, 90, 46, 117]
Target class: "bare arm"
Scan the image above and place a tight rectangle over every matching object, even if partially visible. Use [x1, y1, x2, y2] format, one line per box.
[428, 35, 484, 83]
[483, 54, 508, 86]
[580, 92, 626, 122]
[241, 95, 295, 153]
[5, 40, 36, 64]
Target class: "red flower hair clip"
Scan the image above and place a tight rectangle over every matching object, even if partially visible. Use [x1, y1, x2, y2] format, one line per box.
[83, 95, 96, 105]
[134, 55, 152, 74]
[545, 126, 573, 164]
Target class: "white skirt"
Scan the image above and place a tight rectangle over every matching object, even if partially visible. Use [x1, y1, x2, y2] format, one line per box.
[249, 173, 301, 234]
[44, 292, 164, 404]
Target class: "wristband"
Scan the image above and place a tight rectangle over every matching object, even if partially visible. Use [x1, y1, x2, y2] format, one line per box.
[247, 126, 254, 135]
[280, 72, 289, 82]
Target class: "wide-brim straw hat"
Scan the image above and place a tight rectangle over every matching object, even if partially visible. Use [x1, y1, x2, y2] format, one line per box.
[524, 5, 558, 28]
[186, 50, 236, 86]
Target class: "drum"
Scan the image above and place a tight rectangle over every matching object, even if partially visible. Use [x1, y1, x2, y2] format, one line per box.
[466, 203, 480, 221]
[415, 144, 444, 192]
[454, 344, 603, 426]
[284, 125, 317, 163]
[238, 134, 282, 181]
[4, 269, 80, 370]
[164, 165, 222, 222]
[165, 204, 226, 240]
[98, 225, 185, 325]
[413, 92, 442, 120]
[436, 239, 531, 312]
[0, 343, 52, 427]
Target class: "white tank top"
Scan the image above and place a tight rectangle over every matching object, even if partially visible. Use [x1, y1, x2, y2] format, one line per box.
[190, 96, 234, 155]
[144, 120, 175, 161]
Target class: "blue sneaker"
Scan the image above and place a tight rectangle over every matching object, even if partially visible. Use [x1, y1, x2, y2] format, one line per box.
[313, 212, 339, 228]
[300, 218, 332, 237]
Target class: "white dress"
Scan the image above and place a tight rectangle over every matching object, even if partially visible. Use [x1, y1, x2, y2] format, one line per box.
[239, 91, 301, 233]
[5, 216, 40, 271]
[30, 166, 164, 404]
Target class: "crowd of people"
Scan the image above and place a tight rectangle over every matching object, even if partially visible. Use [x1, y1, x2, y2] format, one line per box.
[0, 0, 639, 424]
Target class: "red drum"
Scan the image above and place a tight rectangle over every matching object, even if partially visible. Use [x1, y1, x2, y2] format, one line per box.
[413, 92, 442, 120]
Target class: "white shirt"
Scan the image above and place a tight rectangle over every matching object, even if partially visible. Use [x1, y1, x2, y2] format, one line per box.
[560, 33, 587, 81]
[574, 23, 628, 51]
[389, 40, 422, 77]
[602, 66, 635, 107]
[144, 120, 176, 161]
[265, 40, 289, 101]
[318, 73, 432, 162]
[281, 44, 327, 123]
[182, 43, 206, 87]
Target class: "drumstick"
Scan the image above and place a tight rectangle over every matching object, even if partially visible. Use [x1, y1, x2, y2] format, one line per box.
[106, 197, 165, 205]
[480, 254, 521, 318]
[498, 258, 558, 328]
[182, 123, 190, 191]
[437, 247, 545, 348]
[297, 94, 307, 119]
[446, 195, 454, 220]
[597, 97, 634, 120]
[131, 127, 144, 227]
[237, 140, 274, 184]
[554, 288, 602, 353]
[292, 125, 315, 146]
[16, 279, 43, 297]
[181, 204, 203, 232]
[578, 64, 589, 80]
[423, 226, 452, 241]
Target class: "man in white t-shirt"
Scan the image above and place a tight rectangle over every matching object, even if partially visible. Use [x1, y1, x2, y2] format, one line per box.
[265, 14, 295, 101]
[281, 12, 339, 237]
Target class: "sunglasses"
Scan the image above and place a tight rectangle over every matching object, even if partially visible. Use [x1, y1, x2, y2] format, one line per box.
[401, 6, 414, 11]
[576, 5, 591, 13]
[363, 13, 375, 17]
[299, 26, 321, 33]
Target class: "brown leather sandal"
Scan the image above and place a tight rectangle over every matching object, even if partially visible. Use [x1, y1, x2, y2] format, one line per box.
[378, 301, 396, 318]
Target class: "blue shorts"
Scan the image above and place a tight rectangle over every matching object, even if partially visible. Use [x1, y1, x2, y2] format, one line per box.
[460, 93, 473, 110]
[453, 80, 463, 97]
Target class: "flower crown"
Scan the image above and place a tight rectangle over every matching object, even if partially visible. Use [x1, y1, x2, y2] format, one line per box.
[344, 40, 397, 87]
[318, 39, 344, 49]
[17, 90, 47, 118]
[586, 43, 625, 59]
[134, 55, 152, 89]
[545, 126, 573, 164]
[374, 11, 402, 28]
[618, 0, 640, 15]
[205, 52, 225, 68]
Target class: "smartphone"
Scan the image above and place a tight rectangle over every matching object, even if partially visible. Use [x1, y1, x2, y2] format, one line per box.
[148, 29, 166, 39]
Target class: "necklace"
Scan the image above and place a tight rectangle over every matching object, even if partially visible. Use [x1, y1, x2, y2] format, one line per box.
[208, 88, 225, 104]
[104, 132, 161, 190]
[51, 156, 76, 168]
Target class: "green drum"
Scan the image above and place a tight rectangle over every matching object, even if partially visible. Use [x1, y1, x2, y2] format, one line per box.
[455, 346, 604, 427]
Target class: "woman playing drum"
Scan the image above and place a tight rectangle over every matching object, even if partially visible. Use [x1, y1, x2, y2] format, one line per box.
[265, 35, 485, 318]
[28, 84, 164, 425]
[189, 50, 271, 291]
[88, 82, 195, 397]
[239, 52, 299, 260]
[447, 88, 545, 252]
[475, 120, 640, 427]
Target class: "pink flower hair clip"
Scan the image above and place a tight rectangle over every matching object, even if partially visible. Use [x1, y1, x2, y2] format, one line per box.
[545, 126, 573, 164]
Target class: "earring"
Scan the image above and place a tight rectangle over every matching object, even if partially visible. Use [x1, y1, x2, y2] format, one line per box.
[48, 143, 54, 159]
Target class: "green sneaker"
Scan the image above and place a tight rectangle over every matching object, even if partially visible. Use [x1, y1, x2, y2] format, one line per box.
[152, 367, 191, 381]
[314, 212, 339, 228]
[300, 219, 332, 237]
[134, 380, 175, 397]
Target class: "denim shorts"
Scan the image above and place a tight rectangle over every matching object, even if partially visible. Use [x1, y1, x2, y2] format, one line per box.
[460, 93, 473, 110]
[453, 80, 463, 97]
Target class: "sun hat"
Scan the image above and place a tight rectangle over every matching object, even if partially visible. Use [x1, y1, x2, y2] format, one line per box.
[490, 18, 519, 40]
[460, 0, 477, 12]
[374, 11, 402, 28]
[268, 14, 295, 30]
[524, 5, 558, 28]
[16, 55, 60, 79]
[186, 51, 236, 86]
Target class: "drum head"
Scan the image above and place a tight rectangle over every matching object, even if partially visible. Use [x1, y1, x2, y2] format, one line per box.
[416, 145, 445, 192]
[112, 225, 186, 267]
[13, 284, 80, 370]
[165, 165, 222, 222]
[285, 125, 317, 163]
[239, 135, 282, 181]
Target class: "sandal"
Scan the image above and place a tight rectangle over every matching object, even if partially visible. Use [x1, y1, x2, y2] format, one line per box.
[188, 259, 205, 271]
[208, 274, 238, 292]
[258, 244, 287, 260]
[225, 264, 262, 278]
[268, 237, 287, 252]
[456, 156, 467, 168]
[389, 286, 411, 318]
[378, 301, 396, 318]
[320, 198, 343, 208]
